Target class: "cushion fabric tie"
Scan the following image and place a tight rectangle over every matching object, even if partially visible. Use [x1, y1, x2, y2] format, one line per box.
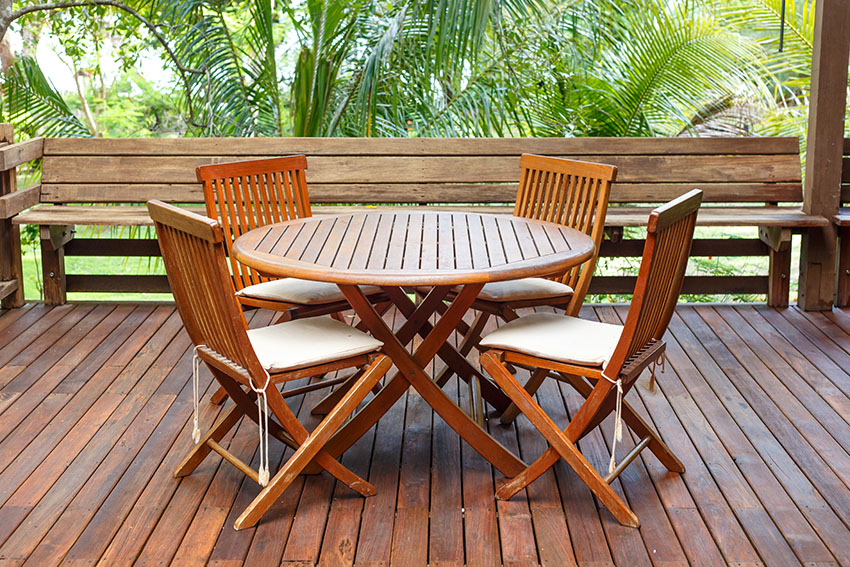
[248, 369, 272, 487]
[191, 346, 202, 444]
[600, 370, 624, 476]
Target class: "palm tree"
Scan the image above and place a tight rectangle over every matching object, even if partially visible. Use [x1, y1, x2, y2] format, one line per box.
[2, 0, 776, 141]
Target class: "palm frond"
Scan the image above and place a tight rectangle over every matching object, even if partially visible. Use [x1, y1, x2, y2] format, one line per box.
[1, 56, 91, 138]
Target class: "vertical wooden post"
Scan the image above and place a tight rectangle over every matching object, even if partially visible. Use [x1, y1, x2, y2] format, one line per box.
[40, 225, 70, 305]
[761, 226, 792, 307]
[0, 124, 25, 308]
[799, 0, 850, 311]
[838, 226, 850, 306]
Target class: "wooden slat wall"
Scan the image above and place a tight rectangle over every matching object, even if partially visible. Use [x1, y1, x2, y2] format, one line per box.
[31, 136, 804, 303]
[42, 137, 803, 205]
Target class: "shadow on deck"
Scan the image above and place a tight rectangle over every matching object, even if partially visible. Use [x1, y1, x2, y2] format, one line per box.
[0, 303, 849, 567]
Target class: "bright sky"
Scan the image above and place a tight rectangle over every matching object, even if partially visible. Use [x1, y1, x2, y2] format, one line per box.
[8, 28, 173, 94]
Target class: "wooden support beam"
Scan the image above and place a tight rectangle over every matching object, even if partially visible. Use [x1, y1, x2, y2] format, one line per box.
[760, 227, 792, 307]
[0, 185, 40, 219]
[837, 226, 850, 306]
[799, 0, 850, 310]
[0, 125, 24, 309]
[0, 138, 44, 170]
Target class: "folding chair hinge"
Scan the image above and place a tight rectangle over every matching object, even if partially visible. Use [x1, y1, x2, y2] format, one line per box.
[604, 435, 651, 484]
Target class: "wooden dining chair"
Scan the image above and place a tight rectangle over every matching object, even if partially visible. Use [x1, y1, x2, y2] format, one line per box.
[197, 156, 384, 316]
[479, 189, 702, 528]
[435, 154, 617, 420]
[197, 156, 387, 407]
[148, 200, 392, 530]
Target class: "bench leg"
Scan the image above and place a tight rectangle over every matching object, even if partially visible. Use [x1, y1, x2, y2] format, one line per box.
[837, 226, 850, 307]
[760, 227, 791, 308]
[40, 225, 72, 305]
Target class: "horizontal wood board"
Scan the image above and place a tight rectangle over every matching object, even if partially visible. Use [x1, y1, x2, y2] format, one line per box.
[40, 137, 803, 204]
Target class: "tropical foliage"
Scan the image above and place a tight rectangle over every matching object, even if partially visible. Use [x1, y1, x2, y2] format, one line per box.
[0, 0, 817, 141]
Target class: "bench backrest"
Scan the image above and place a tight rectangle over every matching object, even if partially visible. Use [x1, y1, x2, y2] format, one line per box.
[41, 137, 802, 206]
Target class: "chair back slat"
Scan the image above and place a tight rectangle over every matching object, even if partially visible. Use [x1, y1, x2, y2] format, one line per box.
[607, 189, 703, 378]
[513, 154, 617, 315]
[148, 200, 266, 381]
[197, 156, 312, 291]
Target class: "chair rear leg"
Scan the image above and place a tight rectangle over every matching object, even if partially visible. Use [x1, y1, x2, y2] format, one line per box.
[555, 371, 684, 473]
[235, 354, 392, 530]
[499, 367, 548, 425]
[210, 386, 228, 405]
[311, 368, 364, 415]
[174, 402, 242, 477]
[481, 352, 639, 528]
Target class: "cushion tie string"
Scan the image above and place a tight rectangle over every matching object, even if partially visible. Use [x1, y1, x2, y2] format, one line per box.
[648, 352, 666, 392]
[248, 369, 272, 487]
[191, 346, 202, 444]
[600, 370, 624, 475]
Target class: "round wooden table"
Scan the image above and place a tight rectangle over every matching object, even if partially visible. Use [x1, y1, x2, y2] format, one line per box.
[233, 211, 594, 476]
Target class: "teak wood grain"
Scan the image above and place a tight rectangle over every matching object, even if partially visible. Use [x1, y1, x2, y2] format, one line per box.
[232, 211, 595, 286]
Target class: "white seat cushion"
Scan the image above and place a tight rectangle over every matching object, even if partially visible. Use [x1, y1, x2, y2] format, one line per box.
[479, 312, 622, 367]
[248, 317, 383, 373]
[236, 278, 382, 305]
[477, 278, 574, 302]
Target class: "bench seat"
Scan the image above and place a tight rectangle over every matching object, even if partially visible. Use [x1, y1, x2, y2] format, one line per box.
[15, 204, 828, 228]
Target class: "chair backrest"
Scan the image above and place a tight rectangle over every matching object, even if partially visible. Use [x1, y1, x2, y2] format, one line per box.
[196, 155, 312, 291]
[606, 189, 703, 378]
[514, 154, 617, 315]
[147, 199, 266, 381]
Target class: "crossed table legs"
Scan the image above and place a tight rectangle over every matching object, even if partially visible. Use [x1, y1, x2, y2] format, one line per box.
[315, 283, 526, 477]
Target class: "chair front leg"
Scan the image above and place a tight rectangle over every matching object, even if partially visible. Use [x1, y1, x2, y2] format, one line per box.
[481, 351, 640, 528]
[235, 353, 392, 530]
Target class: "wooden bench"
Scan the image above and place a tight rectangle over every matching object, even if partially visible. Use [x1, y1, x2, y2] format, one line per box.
[2, 135, 827, 306]
[833, 137, 850, 305]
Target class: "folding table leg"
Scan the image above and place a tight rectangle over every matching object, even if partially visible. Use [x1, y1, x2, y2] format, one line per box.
[334, 284, 525, 477]
[481, 351, 640, 528]
[384, 287, 511, 412]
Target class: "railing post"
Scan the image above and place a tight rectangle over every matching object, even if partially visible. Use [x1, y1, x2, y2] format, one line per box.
[0, 124, 25, 308]
[799, 0, 850, 311]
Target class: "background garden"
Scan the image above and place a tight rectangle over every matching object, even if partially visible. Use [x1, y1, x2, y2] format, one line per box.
[0, 0, 827, 301]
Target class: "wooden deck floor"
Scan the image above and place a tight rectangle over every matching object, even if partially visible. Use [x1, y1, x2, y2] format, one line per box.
[1, 303, 850, 567]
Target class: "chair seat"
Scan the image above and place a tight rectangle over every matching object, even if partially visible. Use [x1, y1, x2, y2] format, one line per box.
[248, 317, 383, 373]
[237, 278, 382, 305]
[477, 278, 574, 302]
[480, 312, 622, 367]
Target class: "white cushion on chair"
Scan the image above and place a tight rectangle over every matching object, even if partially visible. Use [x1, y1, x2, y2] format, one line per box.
[248, 317, 383, 373]
[236, 278, 381, 305]
[479, 312, 622, 367]
[477, 278, 574, 302]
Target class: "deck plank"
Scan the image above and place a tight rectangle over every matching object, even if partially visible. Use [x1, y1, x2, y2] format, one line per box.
[1, 304, 850, 566]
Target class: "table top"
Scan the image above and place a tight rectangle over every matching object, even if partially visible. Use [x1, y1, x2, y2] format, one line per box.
[233, 211, 595, 286]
